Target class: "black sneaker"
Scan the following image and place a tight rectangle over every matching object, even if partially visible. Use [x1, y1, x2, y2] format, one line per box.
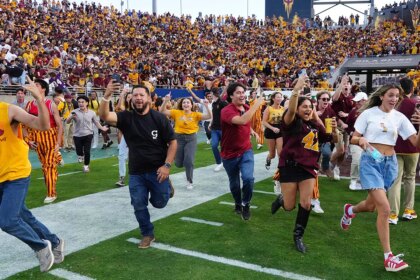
[271, 194, 284, 214]
[101, 143, 107, 149]
[241, 204, 251, 220]
[234, 204, 242, 215]
[265, 158, 271, 170]
[107, 140, 114, 148]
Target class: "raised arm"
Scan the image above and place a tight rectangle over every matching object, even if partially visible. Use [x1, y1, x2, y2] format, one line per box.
[231, 95, 265, 125]
[98, 80, 120, 127]
[187, 88, 202, 103]
[10, 76, 49, 130]
[200, 98, 212, 120]
[332, 74, 348, 102]
[160, 93, 172, 117]
[283, 75, 307, 126]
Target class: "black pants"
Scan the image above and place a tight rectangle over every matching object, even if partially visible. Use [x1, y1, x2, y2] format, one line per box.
[203, 121, 211, 140]
[73, 134, 93, 165]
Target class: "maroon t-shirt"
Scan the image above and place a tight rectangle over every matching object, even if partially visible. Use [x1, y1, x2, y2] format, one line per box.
[279, 118, 330, 177]
[345, 107, 359, 135]
[332, 94, 354, 122]
[318, 105, 337, 122]
[395, 97, 419, 154]
[221, 103, 252, 159]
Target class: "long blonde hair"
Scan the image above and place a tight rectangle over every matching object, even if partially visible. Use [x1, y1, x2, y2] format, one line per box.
[359, 84, 403, 113]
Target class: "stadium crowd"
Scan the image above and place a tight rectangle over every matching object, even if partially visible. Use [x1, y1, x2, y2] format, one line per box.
[0, 0, 418, 93]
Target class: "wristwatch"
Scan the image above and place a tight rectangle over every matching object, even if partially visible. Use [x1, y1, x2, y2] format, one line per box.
[164, 162, 172, 169]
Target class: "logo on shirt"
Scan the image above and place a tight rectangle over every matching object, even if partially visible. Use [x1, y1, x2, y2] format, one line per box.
[151, 130, 158, 139]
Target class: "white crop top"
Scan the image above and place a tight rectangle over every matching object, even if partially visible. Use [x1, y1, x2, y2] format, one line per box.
[354, 106, 416, 145]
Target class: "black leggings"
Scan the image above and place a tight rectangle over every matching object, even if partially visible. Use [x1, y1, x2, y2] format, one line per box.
[73, 134, 93, 165]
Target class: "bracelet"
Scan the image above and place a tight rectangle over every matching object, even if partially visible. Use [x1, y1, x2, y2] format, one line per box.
[101, 97, 111, 102]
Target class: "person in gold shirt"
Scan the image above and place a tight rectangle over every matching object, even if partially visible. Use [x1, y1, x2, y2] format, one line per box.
[161, 94, 212, 189]
[0, 77, 64, 273]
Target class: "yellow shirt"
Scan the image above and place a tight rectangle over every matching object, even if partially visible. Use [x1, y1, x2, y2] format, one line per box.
[0, 102, 31, 182]
[170, 110, 202, 134]
[268, 106, 285, 125]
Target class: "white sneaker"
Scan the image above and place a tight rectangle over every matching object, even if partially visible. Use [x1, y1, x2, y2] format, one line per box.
[273, 181, 281, 194]
[206, 139, 211, 144]
[44, 196, 57, 204]
[349, 180, 358, 190]
[311, 199, 324, 214]
[186, 183, 194, 190]
[36, 240, 54, 272]
[355, 182, 362, 190]
[333, 166, 340, 181]
[83, 165, 90, 173]
[257, 144, 263, 150]
[214, 163, 223, 172]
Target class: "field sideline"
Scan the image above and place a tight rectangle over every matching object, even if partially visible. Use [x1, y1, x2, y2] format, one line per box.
[2, 144, 420, 279]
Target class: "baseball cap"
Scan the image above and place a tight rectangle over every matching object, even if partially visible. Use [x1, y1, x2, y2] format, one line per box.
[353, 92, 368, 102]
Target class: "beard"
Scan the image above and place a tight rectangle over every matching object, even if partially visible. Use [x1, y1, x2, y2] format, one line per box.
[133, 101, 150, 114]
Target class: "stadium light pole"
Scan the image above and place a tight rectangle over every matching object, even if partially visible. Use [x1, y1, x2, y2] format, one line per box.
[180, 0, 183, 15]
[247, 0, 249, 17]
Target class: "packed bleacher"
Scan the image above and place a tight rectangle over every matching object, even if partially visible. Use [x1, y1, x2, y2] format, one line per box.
[0, 0, 419, 94]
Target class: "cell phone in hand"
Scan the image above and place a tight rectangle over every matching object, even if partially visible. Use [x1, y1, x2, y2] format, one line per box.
[111, 73, 121, 83]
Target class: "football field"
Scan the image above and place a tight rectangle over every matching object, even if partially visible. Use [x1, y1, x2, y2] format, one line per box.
[1, 142, 419, 280]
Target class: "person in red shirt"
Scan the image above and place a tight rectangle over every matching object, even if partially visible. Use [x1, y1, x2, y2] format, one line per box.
[271, 75, 337, 253]
[221, 82, 265, 221]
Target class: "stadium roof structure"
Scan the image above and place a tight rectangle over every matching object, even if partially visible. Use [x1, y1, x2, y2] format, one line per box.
[338, 54, 420, 92]
[314, 0, 374, 16]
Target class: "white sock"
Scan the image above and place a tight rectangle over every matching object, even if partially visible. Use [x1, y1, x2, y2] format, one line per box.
[384, 252, 392, 260]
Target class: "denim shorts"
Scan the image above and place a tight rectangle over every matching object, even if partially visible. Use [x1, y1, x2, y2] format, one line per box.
[359, 152, 398, 191]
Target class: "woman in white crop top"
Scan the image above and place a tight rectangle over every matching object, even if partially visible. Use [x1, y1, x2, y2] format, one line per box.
[340, 84, 420, 272]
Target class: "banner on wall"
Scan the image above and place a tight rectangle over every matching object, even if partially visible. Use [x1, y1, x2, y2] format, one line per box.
[265, 0, 313, 21]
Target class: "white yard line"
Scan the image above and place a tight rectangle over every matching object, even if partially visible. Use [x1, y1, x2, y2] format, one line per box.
[253, 190, 277, 195]
[219, 201, 258, 208]
[180, 217, 223, 227]
[127, 238, 323, 280]
[0, 152, 273, 279]
[49, 268, 96, 280]
[37, 171, 82, 180]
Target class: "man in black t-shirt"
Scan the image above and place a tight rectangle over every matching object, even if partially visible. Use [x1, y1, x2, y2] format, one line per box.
[99, 82, 177, 249]
[210, 87, 227, 172]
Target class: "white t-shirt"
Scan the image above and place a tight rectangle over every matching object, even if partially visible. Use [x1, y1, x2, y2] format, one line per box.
[354, 106, 416, 145]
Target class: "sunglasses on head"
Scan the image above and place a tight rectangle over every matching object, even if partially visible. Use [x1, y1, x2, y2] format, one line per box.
[320, 98, 330, 101]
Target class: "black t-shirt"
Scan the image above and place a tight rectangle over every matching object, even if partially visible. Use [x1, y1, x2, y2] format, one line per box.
[211, 98, 228, 130]
[116, 109, 175, 174]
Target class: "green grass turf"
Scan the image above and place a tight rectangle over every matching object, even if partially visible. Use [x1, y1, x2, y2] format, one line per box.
[12, 177, 420, 279]
[26, 139, 267, 208]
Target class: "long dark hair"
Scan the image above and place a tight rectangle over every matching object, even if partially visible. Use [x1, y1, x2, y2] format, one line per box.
[282, 96, 314, 136]
[269, 92, 282, 106]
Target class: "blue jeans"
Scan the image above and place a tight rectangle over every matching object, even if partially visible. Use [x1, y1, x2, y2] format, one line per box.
[129, 173, 170, 237]
[0, 177, 59, 251]
[211, 130, 222, 164]
[321, 142, 332, 170]
[222, 149, 255, 206]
